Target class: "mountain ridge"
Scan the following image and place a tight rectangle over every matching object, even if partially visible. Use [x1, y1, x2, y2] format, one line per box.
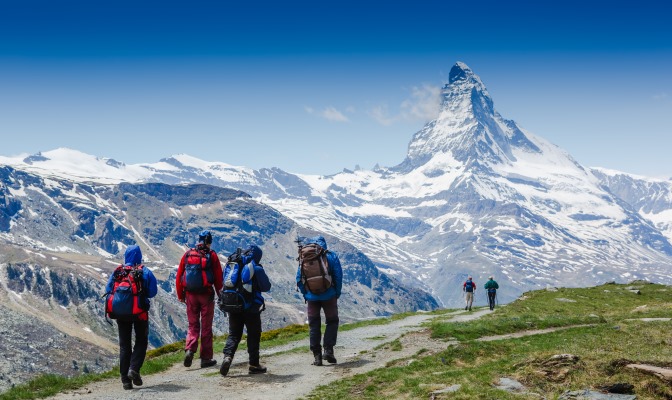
[1, 62, 671, 308]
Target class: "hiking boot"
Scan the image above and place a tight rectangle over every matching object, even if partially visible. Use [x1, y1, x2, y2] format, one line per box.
[248, 364, 267, 374]
[468, 306, 472, 311]
[322, 348, 337, 364]
[183, 350, 194, 367]
[220, 356, 232, 376]
[127, 369, 142, 386]
[465, 306, 468, 310]
[312, 353, 323, 366]
[122, 381, 133, 390]
[201, 359, 217, 368]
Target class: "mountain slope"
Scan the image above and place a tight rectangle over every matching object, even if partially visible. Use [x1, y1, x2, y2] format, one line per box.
[0, 166, 437, 391]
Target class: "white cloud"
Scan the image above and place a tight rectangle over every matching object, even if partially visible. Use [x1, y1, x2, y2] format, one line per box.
[400, 84, 441, 121]
[321, 107, 349, 122]
[368, 105, 396, 126]
[305, 106, 350, 122]
[369, 84, 440, 126]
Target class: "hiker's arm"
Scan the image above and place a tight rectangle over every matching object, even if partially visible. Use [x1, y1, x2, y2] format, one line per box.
[253, 262, 271, 292]
[330, 253, 343, 298]
[105, 272, 115, 293]
[211, 251, 224, 293]
[295, 264, 305, 293]
[145, 269, 158, 298]
[175, 254, 186, 302]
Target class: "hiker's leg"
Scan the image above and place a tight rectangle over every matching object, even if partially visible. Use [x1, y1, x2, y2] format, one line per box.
[199, 292, 215, 360]
[130, 319, 149, 373]
[245, 312, 262, 366]
[307, 300, 323, 354]
[117, 320, 133, 381]
[185, 292, 202, 354]
[223, 311, 244, 358]
[322, 297, 339, 349]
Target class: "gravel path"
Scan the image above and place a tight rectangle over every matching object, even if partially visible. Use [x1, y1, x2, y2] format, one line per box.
[49, 309, 492, 400]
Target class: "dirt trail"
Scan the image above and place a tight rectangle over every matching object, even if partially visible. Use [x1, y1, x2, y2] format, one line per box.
[49, 309, 492, 400]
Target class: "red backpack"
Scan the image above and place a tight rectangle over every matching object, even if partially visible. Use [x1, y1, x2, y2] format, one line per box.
[181, 249, 215, 293]
[106, 265, 148, 321]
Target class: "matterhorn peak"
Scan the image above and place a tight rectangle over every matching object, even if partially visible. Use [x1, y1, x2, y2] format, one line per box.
[448, 61, 475, 83]
[397, 62, 541, 172]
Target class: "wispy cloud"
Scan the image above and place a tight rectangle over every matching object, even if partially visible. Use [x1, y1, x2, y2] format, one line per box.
[305, 106, 351, 122]
[653, 92, 669, 100]
[321, 106, 350, 122]
[369, 84, 440, 126]
[400, 84, 441, 120]
[368, 105, 396, 126]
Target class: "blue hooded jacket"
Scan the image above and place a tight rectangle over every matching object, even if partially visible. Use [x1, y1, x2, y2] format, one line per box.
[223, 245, 271, 313]
[295, 236, 342, 301]
[105, 245, 158, 299]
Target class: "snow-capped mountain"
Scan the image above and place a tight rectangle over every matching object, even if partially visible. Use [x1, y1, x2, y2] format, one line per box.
[592, 168, 672, 245]
[2, 62, 671, 308]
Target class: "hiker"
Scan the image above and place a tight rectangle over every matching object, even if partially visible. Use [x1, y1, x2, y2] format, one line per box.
[484, 275, 499, 310]
[463, 276, 476, 311]
[176, 230, 223, 369]
[219, 244, 271, 376]
[105, 245, 157, 390]
[296, 235, 343, 366]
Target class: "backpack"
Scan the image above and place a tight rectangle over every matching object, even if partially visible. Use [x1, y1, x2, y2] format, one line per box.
[298, 243, 332, 295]
[218, 251, 256, 313]
[465, 280, 474, 292]
[106, 265, 148, 320]
[181, 248, 215, 293]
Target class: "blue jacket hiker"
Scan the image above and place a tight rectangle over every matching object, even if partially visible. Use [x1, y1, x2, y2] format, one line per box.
[105, 245, 157, 390]
[220, 245, 271, 376]
[295, 235, 343, 366]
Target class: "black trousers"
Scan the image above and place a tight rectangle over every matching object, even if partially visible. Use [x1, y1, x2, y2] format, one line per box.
[116, 319, 149, 382]
[487, 290, 497, 310]
[307, 297, 339, 354]
[223, 311, 262, 365]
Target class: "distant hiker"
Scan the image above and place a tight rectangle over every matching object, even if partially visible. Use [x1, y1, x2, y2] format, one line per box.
[296, 235, 343, 366]
[463, 276, 476, 311]
[105, 245, 157, 390]
[484, 275, 499, 310]
[219, 244, 271, 376]
[176, 230, 223, 369]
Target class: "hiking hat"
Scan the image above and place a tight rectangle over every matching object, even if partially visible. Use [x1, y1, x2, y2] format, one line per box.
[489, 275, 494, 279]
[467, 276, 472, 280]
[198, 230, 213, 245]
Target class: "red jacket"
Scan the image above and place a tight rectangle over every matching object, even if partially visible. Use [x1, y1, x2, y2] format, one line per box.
[176, 246, 223, 301]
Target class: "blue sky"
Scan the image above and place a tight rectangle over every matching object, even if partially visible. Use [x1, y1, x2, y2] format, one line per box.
[1, 0, 671, 177]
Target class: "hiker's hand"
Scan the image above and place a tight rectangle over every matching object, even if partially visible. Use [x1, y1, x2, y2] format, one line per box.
[179, 298, 185, 304]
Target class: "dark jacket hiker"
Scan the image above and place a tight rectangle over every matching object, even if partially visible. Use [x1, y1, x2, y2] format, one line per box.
[219, 245, 271, 376]
[295, 235, 343, 366]
[105, 245, 157, 390]
[484, 276, 499, 310]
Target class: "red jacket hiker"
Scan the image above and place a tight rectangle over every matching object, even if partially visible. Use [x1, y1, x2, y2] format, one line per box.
[176, 244, 223, 301]
[176, 231, 223, 367]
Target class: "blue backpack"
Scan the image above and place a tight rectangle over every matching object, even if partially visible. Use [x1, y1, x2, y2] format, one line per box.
[465, 280, 474, 292]
[218, 251, 256, 313]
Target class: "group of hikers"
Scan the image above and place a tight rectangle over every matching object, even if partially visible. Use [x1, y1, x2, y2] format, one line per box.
[462, 275, 500, 311]
[104, 230, 498, 390]
[104, 230, 342, 390]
